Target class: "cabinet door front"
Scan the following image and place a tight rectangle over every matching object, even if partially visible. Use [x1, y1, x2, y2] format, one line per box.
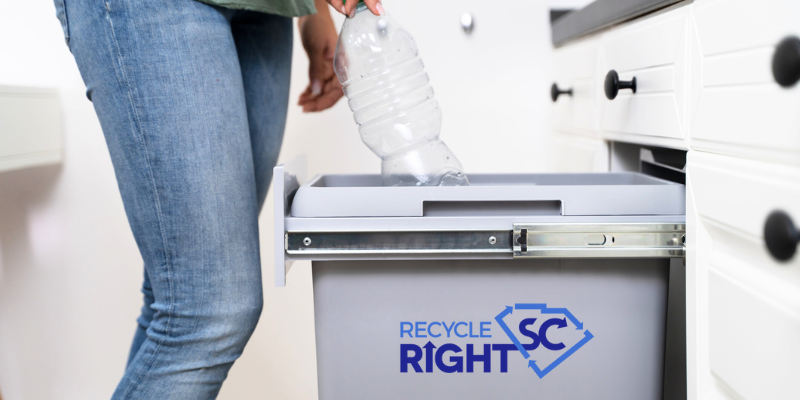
[691, 0, 800, 164]
[688, 150, 800, 400]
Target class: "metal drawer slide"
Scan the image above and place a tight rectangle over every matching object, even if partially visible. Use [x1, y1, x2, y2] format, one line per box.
[286, 223, 685, 258]
[513, 222, 685, 258]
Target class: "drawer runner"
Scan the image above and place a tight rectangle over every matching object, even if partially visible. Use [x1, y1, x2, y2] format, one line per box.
[286, 223, 685, 258]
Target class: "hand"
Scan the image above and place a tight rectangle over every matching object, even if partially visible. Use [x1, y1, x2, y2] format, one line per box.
[326, 0, 383, 17]
[297, 0, 343, 112]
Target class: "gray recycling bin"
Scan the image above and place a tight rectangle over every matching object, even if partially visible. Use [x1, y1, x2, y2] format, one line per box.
[274, 159, 685, 400]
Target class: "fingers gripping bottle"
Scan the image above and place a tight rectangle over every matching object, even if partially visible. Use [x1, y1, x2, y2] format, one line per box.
[334, 2, 469, 186]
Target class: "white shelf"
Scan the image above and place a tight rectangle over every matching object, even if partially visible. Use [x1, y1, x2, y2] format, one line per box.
[0, 85, 62, 172]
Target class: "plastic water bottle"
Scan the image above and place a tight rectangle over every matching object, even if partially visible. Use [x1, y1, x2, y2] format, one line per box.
[334, 2, 469, 186]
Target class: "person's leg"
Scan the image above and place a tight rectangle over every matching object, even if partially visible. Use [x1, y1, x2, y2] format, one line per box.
[230, 11, 293, 210]
[119, 13, 293, 364]
[127, 270, 153, 366]
[60, 0, 262, 398]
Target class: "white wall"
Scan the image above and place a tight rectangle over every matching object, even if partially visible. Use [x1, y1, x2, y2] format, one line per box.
[0, 1, 582, 398]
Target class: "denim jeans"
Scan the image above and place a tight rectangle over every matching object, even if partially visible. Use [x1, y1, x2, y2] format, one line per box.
[53, 0, 292, 398]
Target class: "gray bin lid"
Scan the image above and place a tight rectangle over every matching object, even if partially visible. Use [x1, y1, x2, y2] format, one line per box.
[290, 173, 685, 218]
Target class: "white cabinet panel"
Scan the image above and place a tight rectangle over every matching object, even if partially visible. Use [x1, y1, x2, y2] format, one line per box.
[690, 151, 800, 247]
[0, 85, 62, 172]
[688, 150, 800, 400]
[694, 0, 800, 56]
[710, 269, 800, 400]
[691, 0, 800, 164]
[600, 7, 689, 141]
[552, 37, 600, 136]
[701, 48, 773, 87]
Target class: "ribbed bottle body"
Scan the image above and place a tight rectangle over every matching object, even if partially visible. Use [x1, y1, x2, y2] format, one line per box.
[334, 6, 468, 186]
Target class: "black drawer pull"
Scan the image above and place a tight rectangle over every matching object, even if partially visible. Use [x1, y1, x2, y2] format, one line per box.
[772, 36, 800, 87]
[764, 210, 799, 262]
[604, 70, 636, 100]
[551, 83, 573, 102]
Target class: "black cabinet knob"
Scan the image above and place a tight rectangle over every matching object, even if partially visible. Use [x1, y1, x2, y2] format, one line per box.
[764, 210, 799, 262]
[772, 36, 800, 87]
[551, 83, 573, 102]
[604, 70, 636, 100]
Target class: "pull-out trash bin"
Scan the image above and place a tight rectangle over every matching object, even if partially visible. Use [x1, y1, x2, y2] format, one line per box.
[274, 159, 685, 400]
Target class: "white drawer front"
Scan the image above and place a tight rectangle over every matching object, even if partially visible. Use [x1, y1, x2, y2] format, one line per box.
[689, 150, 800, 399]
[690, 152, 800, 250]
[552, 38, 600, 136]
[691, 0, 800, 161]
[694, 0, 800, 56]
[600, 8, 689, 140]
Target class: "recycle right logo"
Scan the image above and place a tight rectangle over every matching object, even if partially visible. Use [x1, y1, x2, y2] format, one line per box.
[495, 303, 594, 378]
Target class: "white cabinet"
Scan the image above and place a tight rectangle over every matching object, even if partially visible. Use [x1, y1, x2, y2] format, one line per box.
[551, 4, 693, 149]
[690, 0, 800, 165]
[552, 2, 800, 399]
[688, 151, 800, 400]
[552, 37, 601, 137]
[0, 85, 62, 172]
[600, 7, 690, 146]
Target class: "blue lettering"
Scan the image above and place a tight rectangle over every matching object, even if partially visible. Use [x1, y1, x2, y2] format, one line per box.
[491, 344, 515, 373]
[404, 322, 492, 338]
[428, 322, 442, 338]
[435, 344, 463, 373]
[467, 344, 491, 373]
[442, 321, 456, 337]
[402, 317, 572, 373]
[519, 318, 541, 350]
[423, 341, 436, 373]
[468, 322, 479, 338]
[539, 318, 567, 350]
[480, 321, 491, 337]
[415, 321, 427, 338]
[400, 344, 423, 372]
[400, 322, 413, 338]
[454, 322, 468, 338]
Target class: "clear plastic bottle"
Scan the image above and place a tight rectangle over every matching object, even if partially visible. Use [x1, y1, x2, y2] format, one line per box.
[334, 2, 469, 186]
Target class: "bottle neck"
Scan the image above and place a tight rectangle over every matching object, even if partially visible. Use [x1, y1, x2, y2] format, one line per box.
[355, 2, 368, 13]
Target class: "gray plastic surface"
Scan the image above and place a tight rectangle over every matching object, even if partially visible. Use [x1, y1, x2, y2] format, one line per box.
[291, 173, 685, 218]
[313, 258, 668, 400]
[273, 158, 305, 287]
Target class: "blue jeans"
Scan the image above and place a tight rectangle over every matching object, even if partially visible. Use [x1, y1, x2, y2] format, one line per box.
[54, 0, 292, 398]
